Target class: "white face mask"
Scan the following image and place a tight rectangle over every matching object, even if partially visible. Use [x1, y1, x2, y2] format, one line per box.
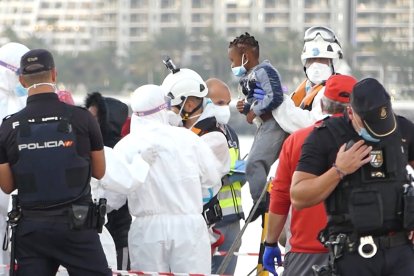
[27, 82, 57, 92]
[214, 104, 231, 125]
[167, 110, 183, 127]
[306, 62, 332, 85]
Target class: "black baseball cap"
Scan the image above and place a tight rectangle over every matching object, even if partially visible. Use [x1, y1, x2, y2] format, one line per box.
[350, 78, 396, 138]
[20, 49, 55, 75]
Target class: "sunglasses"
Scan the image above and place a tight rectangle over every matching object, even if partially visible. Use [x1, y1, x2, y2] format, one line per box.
[304, 26, 341, 46]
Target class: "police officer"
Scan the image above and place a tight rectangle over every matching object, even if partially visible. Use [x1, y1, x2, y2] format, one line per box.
[291, 78, 414, 275]
[0, 49, 111, 275]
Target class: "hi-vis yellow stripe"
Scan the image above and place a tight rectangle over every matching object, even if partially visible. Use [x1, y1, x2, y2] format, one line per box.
[220, 196, 242, 209]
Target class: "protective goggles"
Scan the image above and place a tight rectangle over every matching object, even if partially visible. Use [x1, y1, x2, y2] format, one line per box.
[304, 26, 340, 45]
[134, 97, 171, 117]
[0, 60, 20, 75]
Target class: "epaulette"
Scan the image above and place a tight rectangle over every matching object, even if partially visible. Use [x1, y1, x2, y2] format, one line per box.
[314, 116, 330, 129]
[74, 105, 88, 111]
[2, 112, 17, 122]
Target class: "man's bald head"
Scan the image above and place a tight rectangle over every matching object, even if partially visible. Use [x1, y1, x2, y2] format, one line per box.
[206, 78, 231, 106]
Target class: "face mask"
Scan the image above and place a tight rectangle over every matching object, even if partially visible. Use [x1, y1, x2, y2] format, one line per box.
[358, 127, 380, 143]
[27, 82, 56, 92]
[214, 105, 231, 124]
[306, 62, 332, 85]
[232, 54, 248, 77]
[354, 118, 380, 143]
[167, 110, 183, 127]
[14, 83, 27, 97]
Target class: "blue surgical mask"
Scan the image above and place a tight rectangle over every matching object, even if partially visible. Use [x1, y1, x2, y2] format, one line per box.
[358, 127, 380, 143]
[14, 83, 27, 97]
[232, 55, 248, 77]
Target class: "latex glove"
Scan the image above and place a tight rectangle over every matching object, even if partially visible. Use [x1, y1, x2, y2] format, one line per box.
[253, 82, 266, 100]
[140, 147, 158, 165]
[263, 243, 282, 276]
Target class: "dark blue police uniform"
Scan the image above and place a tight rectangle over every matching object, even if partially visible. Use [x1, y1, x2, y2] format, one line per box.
[297, 113, 414, 276]
[0, 93, 111, 276]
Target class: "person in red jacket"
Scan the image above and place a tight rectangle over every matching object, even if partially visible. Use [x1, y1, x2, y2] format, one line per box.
[263, 74, 357, 276]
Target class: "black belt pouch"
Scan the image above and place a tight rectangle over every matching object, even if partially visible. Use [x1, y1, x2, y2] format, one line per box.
[69, 204, 90, 230]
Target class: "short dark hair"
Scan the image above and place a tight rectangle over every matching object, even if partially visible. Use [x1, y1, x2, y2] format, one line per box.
[20, 70, 52, 87]
[229, 32, 260, 58]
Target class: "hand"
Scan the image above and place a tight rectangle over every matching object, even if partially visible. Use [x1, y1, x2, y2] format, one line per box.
[253, 82, 266, 100]
[409, 231, 414, 244]
[236, 99, 247, 114]
[246, 110, 256, 124]
[140, 147, 158, 165]
[263, 244, 282, 276]
[335, 140, 372, 176]
[237, 100, 252, 115]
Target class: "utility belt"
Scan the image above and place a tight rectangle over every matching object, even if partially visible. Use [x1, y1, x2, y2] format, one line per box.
[202, 195, 223, 226]
[320, 230, 409, 257]
[259, 111, 273, 122]
[21, 198, 107, 233]
[313, 231, 410, 276]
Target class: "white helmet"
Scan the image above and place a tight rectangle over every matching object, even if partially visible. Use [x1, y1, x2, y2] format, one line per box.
[161, 68, 208, 106]
[301, 35, 341, 66]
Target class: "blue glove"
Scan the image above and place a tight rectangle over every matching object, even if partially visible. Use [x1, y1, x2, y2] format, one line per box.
[253, 82, 266, 100]
[263, 243, 282, 276]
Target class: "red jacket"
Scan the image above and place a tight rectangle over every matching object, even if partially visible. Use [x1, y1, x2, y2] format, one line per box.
[269, 125, 327, 253]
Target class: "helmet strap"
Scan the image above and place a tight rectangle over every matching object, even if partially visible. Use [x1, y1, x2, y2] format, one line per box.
[181, 98, 203, 121]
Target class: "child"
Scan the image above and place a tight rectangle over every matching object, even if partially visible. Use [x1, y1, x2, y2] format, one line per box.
[228, 32, 287, 221]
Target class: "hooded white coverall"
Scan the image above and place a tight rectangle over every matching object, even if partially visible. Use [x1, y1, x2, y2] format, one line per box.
[101, 85, 223, 274]
[0, 42, 29, 273]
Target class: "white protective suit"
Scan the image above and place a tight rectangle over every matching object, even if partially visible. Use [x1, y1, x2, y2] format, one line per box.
[101, 85, 223, 274]
[0, 42, 29, 273]
[272, 88, 326, 134]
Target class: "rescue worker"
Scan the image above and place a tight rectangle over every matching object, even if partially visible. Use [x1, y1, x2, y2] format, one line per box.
[160, 66, 229, 219]
[229, 32, 287, 221]
[273, 26, 344, 134]
[205, 78, 245, 275]
[0, 42, 29, 273]
[85, 92, 132, 270]
[102, 84, 223, 274]
[263, 74, 357, 276]
[0, 49, 111, 275]
[291, 78, 414, 276]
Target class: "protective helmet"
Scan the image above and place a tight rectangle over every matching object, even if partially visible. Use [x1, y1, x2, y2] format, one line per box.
[301, 35, 341, 66]
[161, 68, 208, 106]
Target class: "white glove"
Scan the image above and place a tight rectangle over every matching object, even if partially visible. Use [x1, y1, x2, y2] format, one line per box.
[140, 147, 158, 165]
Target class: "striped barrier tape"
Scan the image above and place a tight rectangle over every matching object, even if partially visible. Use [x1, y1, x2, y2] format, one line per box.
[112, 270, 231, 276]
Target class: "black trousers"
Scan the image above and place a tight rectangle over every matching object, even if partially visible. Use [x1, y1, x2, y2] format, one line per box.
[15, 219, 112, 276]
[335, 244, 414, 276]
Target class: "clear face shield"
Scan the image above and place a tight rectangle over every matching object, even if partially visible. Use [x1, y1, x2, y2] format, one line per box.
[0, 60, 28, 97]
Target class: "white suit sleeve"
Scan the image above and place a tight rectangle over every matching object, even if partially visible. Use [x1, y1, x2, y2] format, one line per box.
[100, 146, 150, 194]
[195, 138, 223, 203]
[272, 92, 326, 134]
